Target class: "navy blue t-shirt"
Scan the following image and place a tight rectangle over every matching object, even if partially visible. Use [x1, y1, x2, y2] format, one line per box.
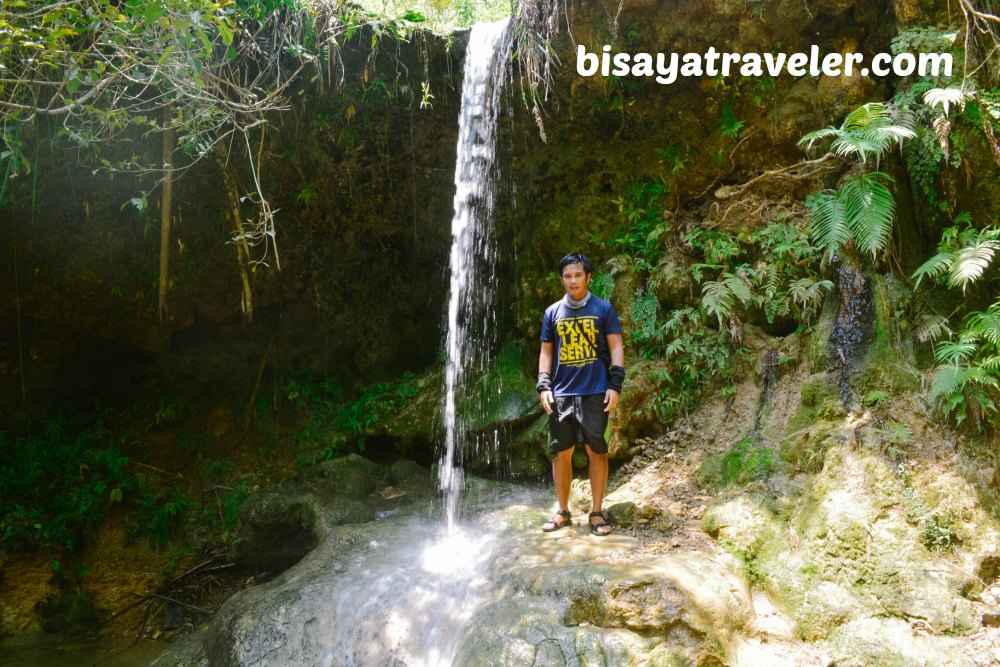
[540, 296, 623, 397]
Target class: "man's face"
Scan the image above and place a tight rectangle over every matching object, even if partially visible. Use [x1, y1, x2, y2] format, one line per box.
[560, 263, 590, 301]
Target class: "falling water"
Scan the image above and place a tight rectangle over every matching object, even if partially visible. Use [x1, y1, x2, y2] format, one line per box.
[440, 19, 511, 532]
[829, 255, 874, 406]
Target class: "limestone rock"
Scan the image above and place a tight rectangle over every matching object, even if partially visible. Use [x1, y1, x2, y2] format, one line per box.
[826, 617, 974, 667]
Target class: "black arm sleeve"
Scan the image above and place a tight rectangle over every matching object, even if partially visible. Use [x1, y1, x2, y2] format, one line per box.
[536, 371, 552, 394]
[608, 365, 625, 393]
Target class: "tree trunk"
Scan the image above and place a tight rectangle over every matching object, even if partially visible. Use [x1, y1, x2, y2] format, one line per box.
[158, 107, 176, 324]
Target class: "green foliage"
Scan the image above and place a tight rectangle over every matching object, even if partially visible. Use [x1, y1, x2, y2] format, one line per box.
[590, 273, 614, 301]
[654, 144, 692, 174]
[201, 480, 249, 544]
[798, 102, 915, 165]
[928, 303, 1000, 428]
[912, 214, 1000, 293]
[898, 465, 957, 551]
[296, 185, 320, 206]
[0, 412, 124, 552]
[351, 0, 512, 32]
[880, 420, 913, 461]
[284, 372, 420, 464]
[689, 223, 832, 326]
[718, 100, 745, 140]
[719, 437, 775, 486]
[799, 102, 915, 262]
[631, 289, 660, 342]
[684, 227, 744, 277]
[131, 476, 195, 549]
[641, 307, 747, 423]
[890, 27, 960, 60]
[0, 405, 201, 553]
[607, 181, 670, 261]
[805, 172, 897, 260]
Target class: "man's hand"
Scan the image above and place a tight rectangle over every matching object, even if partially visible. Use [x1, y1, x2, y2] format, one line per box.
[540, 390, 554, 414]
[604, 389, 620, 412]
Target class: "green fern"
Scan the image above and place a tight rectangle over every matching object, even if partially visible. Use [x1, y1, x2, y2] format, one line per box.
[805, 188, 852, 257]
[806, 172, 896, 259]
[631, 290, 660, 342]
[702, 279, 736, 325]
[912, 219, 1000, 293]
[798, 102, 915, 165]
[929, 312, 1000, 427]
[788, 277, 833, 319]
[968, 303, 1000, 347]
[701, 270, 756, 325]
[842, 173, 896, 257]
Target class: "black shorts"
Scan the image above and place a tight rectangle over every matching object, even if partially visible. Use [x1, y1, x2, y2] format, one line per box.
[548, 394, 609, 455]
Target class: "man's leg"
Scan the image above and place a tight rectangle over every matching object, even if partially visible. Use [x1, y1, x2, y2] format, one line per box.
[585, 444, 612, 535]
[553, 445, 576, 515]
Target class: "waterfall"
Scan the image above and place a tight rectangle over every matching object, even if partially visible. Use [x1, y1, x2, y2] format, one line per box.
[439, 19, 511, 532]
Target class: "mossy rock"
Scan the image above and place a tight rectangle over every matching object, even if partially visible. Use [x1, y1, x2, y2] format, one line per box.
[782, 446, 978, 635]
[615, 357, 672, 444]
[799, 375, 837, 408]
[506, 413, 550, 476]
[387, 458, 435, 496]
[379, 344, 541, 462]
[779, 422, 838, 474]
[305, 453, 381, 499]
[805, 299, 838, 373]
[827, 617, 974, 667]
[36, 589, 101, 633]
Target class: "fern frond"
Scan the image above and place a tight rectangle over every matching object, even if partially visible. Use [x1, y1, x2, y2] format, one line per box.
[665, 337, 684, 360]
[802, 102, 914, 164]
[797, 126, 841, 150]
[605, 254, 633, 276]
[929, 365, 963, 399]
[842, 172, 896, 258]
[978, 355, 1000, 372]
[841, 102, 891, 130]
[912, 250, 956, 287]
[915, 313, 952, 343]
[806, 189, 852, 258]
[934, 337, 979, 365]
[923, 87, 972, 116]
[702, 280, 735, 325]
[967, 305, 1000, 347]
[949, 239, 999, 292]
[723, 271, 754, 305]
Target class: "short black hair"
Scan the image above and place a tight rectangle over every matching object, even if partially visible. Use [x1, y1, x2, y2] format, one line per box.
[559, 253, 592, 276]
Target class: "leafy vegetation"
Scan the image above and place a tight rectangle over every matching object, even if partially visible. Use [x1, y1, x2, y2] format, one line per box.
[720, 437, 775, 486]
[280, 372, 420, 465]
[912, 214, 1000, 293]
[799, 103, 914, 260]
[0, 365, 423, 562]
[0, 406, 195, 553]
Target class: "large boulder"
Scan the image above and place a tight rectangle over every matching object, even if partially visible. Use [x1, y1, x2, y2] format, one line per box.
[708, 444, 994, 643]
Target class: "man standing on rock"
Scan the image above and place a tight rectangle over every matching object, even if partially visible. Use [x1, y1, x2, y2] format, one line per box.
[537, 253, 625, 536]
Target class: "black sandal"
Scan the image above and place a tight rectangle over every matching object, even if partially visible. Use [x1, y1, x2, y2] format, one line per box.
[589, 511, 613, 536]
[542, 509, 573, 532]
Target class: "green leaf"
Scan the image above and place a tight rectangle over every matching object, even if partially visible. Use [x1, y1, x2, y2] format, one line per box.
[842, 172, 895, 258]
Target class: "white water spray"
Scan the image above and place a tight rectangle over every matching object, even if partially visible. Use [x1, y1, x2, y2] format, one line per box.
[439, 19, 511, 532]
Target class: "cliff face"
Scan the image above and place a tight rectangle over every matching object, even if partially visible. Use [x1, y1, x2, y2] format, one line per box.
[0, 30, 466, 422]
[1, 0, 993, 416]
